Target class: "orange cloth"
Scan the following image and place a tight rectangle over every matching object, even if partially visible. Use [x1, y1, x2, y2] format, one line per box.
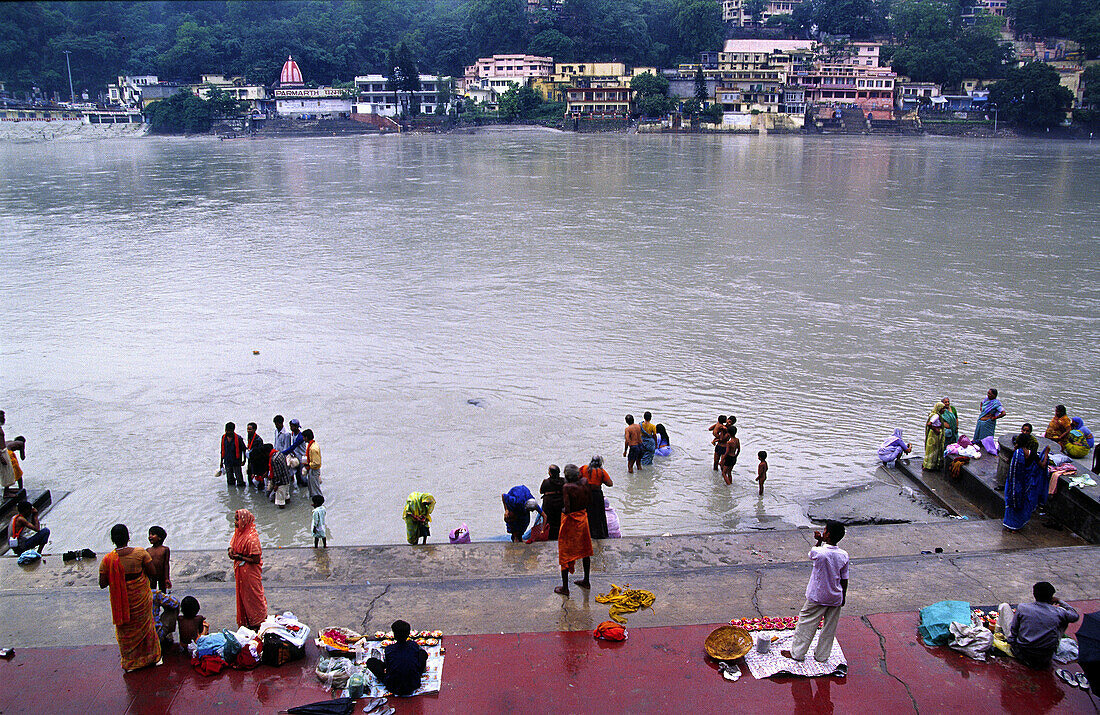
[593, 621, 628, 641]
[99, 548, 160, 670]
[557, 510, 593, 572]
[8, 450, 21, 481]
[1045, 415, 1072, 444]
[580, 465, 612, 487]
[231, 509, 267, 627]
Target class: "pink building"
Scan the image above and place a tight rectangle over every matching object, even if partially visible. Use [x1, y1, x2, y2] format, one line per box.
[462, 54, 553, 93]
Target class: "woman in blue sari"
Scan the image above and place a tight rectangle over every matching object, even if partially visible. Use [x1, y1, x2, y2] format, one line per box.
[1003, 443, 1050, 531]
[974, 388, 1006, 442]
[502, 485, 540, 542]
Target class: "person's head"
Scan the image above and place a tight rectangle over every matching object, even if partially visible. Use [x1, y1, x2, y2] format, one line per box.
[758, 450, 767, 461]
[823, 521, 845, 544]
[564, 464, 581, 483]
[717, 415, 726, 424]
[289, 418, 300, 433]
[656, 423, 668, 439]
[246, 422, 257, 438]
[234, 509, 254, 530]
[0, 410, 5, 425]
[728, 425, 737, 436]
[392, 619, 411, 642]
[589, 455, 604, 470]
[643, 411, 652, 422]
[933, 402, 945, 415]
[1033, 581, 1056, 603]
[942, 397, 951, 407]
[225, 421, 235, 434]
[148, 525, 167, 546]
[1055, 404, 1066, 417]
[274, 414, 284, 428]
[625, 414, 634, 425]
[180, 596, 201, 619]
[302, 428, 314, 441]
[726, 415, 736, 425]
[312, 495, 325, 508]
[110, 523, 129, 548]
[1021, 423, 1033, 435]
[548, 464, 560, 479]
[16, 500, 32, 518]
[988, 388, 998, 399]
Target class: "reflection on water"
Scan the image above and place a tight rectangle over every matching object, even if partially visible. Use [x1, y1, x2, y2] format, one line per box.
[0, 132, 1097, 549]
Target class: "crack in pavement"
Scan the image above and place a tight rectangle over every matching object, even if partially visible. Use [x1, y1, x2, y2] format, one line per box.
[360, 584, 391, 631]
[944, 556, 999, 600]
[750, 571, 765, 618]
[862, 615, 920, 714]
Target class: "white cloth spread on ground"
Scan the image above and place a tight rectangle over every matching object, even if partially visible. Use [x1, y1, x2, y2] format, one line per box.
[358, 644, 444, 697]
[742, 629, 847, 679]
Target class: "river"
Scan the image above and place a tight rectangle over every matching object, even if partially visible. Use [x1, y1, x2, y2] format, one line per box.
[1, 129, 1097, 550]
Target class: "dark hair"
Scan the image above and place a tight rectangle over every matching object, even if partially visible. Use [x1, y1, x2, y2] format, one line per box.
[247, 422, 257, 430]
[625, 414, 634, 424]
[225, 421, 235, 431]
[717, 415, 726, 423]
[758, 451, 767, 460]
[727, 416, 736, 425]
[110, 523, 130, 547]
[989, 388, 998, 398]
[149, 525, 167, 541]
[180, 596, 200, 618]
[1022, 423, 1032, 432]
[655, 423, 668, 440]
[274, 414, 284, 424]
[17, 500, 32, 517]
[302, 428, 314, 441]
[1055, 405, 1066, 416]
[312, 495, 325, 507]
[824, 521, 845, 542]
[643, 411, 652, 421]
[548, 464, 560, 479]
[728, 426, 737, 436]
[1033, 581, 1056, 602]
[392, 619, 411, 641]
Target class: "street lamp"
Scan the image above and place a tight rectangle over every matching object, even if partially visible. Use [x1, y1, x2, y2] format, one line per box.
[62, 49, 75, 104]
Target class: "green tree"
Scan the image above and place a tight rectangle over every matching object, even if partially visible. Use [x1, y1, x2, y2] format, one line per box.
[144, 90, 213, 133]
[631, 71, 674, 116]
[793, 0, 889, 39]
[528, 29, 577, 60]
[1081, 64, 1100, 107]
[204, 86, 246, 118]
[499, 83, 544, 120]
[745, 0, 768, 25]
[694, 65, 708, 102]
[682, 97, 702, 117]
[1076, 10, 1100, 59]
[989, 61, 1074, 128]
[466, 0, 529, 58]
[673, 0, 724, 59]
[386, 42, 421, 117]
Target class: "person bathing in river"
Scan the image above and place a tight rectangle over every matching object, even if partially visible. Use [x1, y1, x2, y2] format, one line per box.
[624, 414, 642, 474]
[580, 456, 612, 539]
[721, 426, 741, 485]
[220, 422, 246, 487]
[877, 428, 911, 467]
[502, 485, 540, 542]
[640, 412, 657, 465]
[708, 415, 727, 470]
[654, 424, 672, 457]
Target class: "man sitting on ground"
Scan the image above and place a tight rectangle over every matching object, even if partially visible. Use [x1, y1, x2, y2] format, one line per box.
[366, 619, 428, 696]
[999, 581, 1079, 670]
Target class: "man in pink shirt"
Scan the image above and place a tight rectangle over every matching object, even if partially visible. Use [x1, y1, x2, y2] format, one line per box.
[782, 521, 849, 663]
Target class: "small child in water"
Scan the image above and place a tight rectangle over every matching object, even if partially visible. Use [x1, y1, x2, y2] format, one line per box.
[177, 596, 208, 649]
[312, 495, 328, 548]
[757, 451, 768, 496]
[147, 525, 171, 592]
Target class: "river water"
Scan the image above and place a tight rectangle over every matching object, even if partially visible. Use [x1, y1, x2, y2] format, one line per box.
[1, 130, 1097, 550]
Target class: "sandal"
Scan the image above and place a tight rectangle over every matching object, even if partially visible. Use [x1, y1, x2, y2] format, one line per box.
[1057, 669, 1077, 686]
[1075, 672, 1090, 690]
[80, 548, 96, 559]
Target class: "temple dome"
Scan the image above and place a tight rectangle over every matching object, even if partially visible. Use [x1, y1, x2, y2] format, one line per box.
[279, 56, 303, 86]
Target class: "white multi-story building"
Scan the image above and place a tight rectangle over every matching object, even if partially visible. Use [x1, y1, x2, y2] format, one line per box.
[194, 75, 271, 113]
[721, 0, 803, 25]
[107, 76, 159, 107]
[352, 75, 452, 117]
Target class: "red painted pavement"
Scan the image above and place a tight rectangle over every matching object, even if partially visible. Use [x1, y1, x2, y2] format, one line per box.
[1, 604, 1097, 714]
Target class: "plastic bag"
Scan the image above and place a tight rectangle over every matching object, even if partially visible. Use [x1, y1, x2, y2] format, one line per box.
[919, 601, 972, 646]
[315, 656, 355, 690]
[449, 523, 471, 544]
[948, 621, 993, 661]
[1054, 637, 1079, 664]
[220, 629, 242, 664]
[16, 548, 41, 565]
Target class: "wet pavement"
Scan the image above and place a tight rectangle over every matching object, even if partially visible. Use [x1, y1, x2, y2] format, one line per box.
[1, 605, 1097, 714]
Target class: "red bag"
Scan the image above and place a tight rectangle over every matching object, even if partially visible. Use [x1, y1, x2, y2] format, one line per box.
[524, 513, 550, 544]
[192, 654, 226, 676]
[593, 621, 627, 641]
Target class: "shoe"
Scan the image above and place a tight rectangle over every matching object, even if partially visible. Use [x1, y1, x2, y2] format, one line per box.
[63, 551, 78, 562]
[81, 548, 96, 559]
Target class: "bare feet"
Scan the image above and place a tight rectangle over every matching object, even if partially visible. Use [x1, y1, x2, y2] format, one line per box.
[554, 586, 569, 596]
[573, 580, 590, 589]
[627, 469, 633, 473]
[780, 649, 803, 662]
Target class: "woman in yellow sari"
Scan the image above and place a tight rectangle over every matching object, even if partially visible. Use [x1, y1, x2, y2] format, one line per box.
[99, 523, 161, 671]
[924, 402, 946, 470]
[403, 492, 435, 545]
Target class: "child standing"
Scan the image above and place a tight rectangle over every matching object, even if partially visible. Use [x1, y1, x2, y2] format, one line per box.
[147, 525, 171, 592]
[177, 596, 208, 649]
[756, 451, 768, 496]
[312, 495, 328, 548]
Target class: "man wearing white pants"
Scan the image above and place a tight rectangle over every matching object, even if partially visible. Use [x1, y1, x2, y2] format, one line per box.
[782, 522, 850, 663]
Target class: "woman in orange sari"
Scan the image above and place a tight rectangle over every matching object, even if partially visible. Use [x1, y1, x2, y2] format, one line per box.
[229, 509, 267, 628]
[98, 523, 161, 671]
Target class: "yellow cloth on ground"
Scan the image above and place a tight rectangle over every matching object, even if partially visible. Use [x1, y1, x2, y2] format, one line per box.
[595, 584, 655, 624]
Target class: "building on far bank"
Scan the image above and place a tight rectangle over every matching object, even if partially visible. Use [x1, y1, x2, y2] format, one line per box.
[351, 75, 451, 117]
[273, 56, 352, 118]
[462, 54, 553, 107]
[564, 85, 632, 117]
[107, 76, 159, 108]
[722, 0, 803, 25]
[195, 74, 272, 114]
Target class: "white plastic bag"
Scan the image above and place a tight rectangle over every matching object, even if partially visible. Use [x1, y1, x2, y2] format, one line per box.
[1053, 637, 1078, 664]
[948, 621, 994, 661]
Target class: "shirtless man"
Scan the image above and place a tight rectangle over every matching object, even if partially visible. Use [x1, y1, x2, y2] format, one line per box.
[721, 426, 741, 486]
[555, 465, 593, 597]
[624, 415, 643, 474]
[707, 415, 727, 470]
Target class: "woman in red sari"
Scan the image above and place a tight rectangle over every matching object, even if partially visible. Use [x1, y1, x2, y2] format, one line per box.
[229, 509, 267, 628]
[99, 523, 161, 671]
